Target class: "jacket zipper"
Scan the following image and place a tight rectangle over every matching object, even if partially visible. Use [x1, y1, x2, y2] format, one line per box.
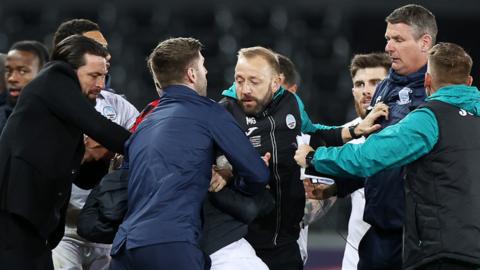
[266, 112, 281, 246]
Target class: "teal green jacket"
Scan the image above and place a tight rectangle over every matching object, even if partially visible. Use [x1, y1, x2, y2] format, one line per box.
[222, 84, 338, 133]
[311, 85, 480, 178]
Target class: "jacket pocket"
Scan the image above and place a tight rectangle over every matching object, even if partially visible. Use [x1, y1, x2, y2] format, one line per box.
[415, 203, 440, 244]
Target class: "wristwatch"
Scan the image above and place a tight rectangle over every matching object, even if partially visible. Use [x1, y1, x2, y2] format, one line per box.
[305, 151, 315, 168]
[348, 124, 361, 139]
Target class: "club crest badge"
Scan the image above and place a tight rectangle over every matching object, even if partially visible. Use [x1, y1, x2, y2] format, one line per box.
[286, 114, 296, 129]
[397, 87, 412, 105]
[102, 106, 117, 120]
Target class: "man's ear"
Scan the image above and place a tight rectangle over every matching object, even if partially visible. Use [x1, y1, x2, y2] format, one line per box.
[186, 67, 196, 83]
[421, 34, 433, 53]
[272, 74, 282, 93]
[466, 75, 473, 86]
[424, 72, 432, 95]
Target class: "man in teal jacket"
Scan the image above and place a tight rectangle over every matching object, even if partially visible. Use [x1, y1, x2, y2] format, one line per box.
[295, 43, 480, 270]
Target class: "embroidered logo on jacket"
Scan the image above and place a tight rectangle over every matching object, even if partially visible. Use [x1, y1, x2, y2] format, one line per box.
[286, 114, 296, 129]
[397, 87, 412, 105]
[459, 109, 473, 116]
[249, 136, 261, 148]
[245, 127, 258, 136]
[246, 117, 256, 125]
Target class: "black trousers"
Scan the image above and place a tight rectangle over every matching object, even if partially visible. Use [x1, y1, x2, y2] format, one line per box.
[0, 211, 53, 270]
[417, 259, 479, 270]
[255, 241, 303, 270]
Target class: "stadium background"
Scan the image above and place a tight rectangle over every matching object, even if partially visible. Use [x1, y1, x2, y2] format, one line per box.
[1, 0, 478, 269]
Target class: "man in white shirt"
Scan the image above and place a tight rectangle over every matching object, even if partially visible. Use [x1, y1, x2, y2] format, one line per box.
[341, 53, 390, 270]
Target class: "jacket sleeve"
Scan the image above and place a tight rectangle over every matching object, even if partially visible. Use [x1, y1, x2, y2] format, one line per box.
[209, 105, 270, 196]
[73, 159, 110, 189]
[38, 67, 130, 154]
[311, 108, 439, 178]
[77, 169, 129, 244]
[209, 188, 274, 223]
[334, 177, 365, 198]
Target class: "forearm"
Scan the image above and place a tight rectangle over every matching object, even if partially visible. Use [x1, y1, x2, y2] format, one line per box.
[311, 110, 438, 178]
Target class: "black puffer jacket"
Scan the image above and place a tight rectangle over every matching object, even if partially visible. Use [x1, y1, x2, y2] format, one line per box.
[77, 169, 129, 244]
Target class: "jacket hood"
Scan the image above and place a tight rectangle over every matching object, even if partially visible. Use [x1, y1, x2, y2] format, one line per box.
[427, 85, 480, 116]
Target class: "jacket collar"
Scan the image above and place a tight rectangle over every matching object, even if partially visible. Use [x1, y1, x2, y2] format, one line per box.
[388, 64, 427, 87]
[162, 84, 200, 98]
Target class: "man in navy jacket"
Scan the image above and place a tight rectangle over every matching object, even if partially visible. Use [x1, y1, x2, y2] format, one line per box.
[109, 37, 270, 270]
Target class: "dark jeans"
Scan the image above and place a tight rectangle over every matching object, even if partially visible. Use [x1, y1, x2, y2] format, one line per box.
[417, 259, 479, 270]
[109, 241, 210, 270]
[0, 211, 53, 270]
[255, 241, 303, 270]
[357, 226, 402, 270]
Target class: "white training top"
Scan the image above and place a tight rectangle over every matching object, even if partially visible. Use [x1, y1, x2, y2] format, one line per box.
[341, 117, 371, 270]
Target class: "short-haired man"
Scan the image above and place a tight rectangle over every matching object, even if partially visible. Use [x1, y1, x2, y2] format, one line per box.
[0, 40, 49, 131]
[341, 52, 390, 269]
[50, 19, 139, 270]
[297, 42, 480, 270]
[295, 4, 437, 269]
[0, 35, 130, 270]
[109, 37, 270, 270]
[300, 4, 436, 269]
[220, 46, 386, 270]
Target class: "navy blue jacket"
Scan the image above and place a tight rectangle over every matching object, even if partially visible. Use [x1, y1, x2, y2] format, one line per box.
[111, 85, 270, 254]
[363, 65, 426, 230]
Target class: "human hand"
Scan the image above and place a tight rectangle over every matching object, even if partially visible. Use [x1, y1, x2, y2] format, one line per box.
[261, 152, 271, 167]
[304, 179, 337, 200]
[209, 166, 229, 192]
[356, 102, 389, 136]
[83, 137, 113, 162]
[294, 144, 314, 168]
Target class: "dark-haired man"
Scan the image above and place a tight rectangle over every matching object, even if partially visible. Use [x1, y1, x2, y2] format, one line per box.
[0, 40, 49, 131]
[51, 19, 139, 270]
[341, 52, 390, 270]
[0, 35, 130, 270]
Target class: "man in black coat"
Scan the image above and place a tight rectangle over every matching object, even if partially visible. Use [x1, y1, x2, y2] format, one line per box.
[0, 35, 130, 270]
